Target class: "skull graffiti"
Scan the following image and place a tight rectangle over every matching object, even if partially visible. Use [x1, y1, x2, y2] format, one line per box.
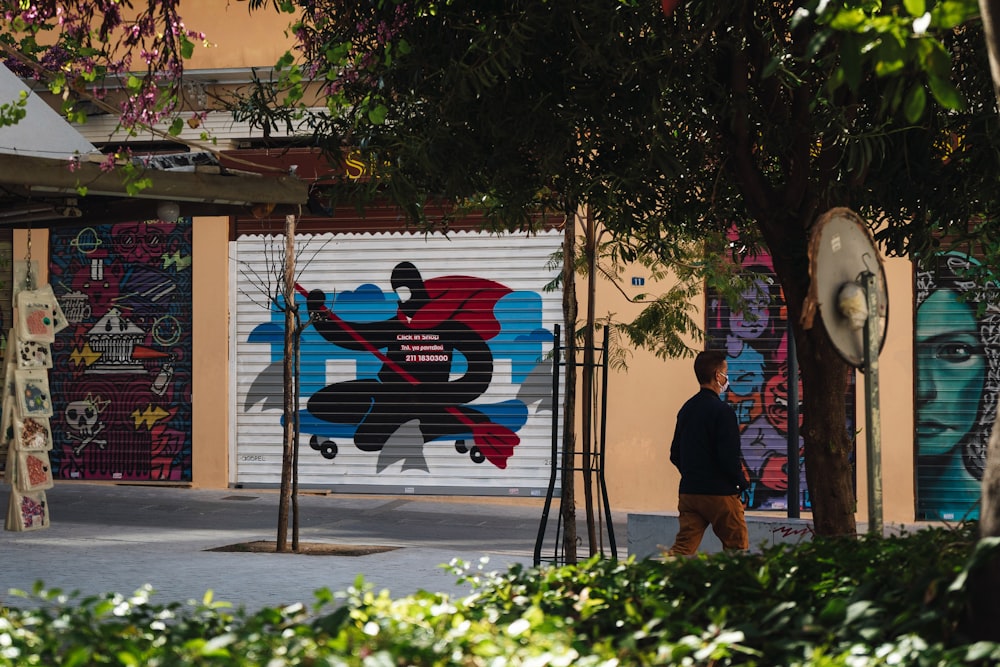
[65, 396, 108, 455]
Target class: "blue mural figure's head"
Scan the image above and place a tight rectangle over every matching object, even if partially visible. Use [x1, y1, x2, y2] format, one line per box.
[916, 253, 1000, 485]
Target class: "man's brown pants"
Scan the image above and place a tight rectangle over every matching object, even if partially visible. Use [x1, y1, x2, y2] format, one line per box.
[668, 493, 748, 556]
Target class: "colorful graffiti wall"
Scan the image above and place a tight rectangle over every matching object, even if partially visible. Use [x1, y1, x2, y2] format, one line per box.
[707, 255, 856, 512]
[915, 252, 1000, 521]
[47, 221, 193, 482]
[234, 230, 562, 494]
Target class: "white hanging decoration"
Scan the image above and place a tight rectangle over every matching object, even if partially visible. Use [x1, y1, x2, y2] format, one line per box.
[3, 253, 58, 531]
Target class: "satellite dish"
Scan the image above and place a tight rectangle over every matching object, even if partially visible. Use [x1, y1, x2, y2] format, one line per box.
[803, 206, 887, 536]
[805, 207, 889, 369]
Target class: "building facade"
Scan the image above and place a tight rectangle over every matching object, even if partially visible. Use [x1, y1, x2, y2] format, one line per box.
[3, 3, 990, 528]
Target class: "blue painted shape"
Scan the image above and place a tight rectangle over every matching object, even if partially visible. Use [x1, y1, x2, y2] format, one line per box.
[286, 399, 530, 445]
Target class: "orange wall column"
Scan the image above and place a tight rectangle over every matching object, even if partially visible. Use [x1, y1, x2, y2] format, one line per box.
[191, 216, 230, 488]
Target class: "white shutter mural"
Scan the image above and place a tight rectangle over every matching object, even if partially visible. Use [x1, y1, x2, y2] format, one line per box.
[233, 229, 563, 496]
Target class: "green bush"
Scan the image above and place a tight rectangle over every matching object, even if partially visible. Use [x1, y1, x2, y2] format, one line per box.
[2, 524, 1000, 665]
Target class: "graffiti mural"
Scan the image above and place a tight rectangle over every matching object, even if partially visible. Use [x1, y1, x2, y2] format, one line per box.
[707, 256, 855, 511]
[237, 231, 560, 492]
[915, 252, 1000, 521]
[47, 221, 193, 481]
[300, 261, 523, 468]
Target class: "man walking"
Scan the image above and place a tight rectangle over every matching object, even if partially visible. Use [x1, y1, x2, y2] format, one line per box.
[668, 350, 750, 555]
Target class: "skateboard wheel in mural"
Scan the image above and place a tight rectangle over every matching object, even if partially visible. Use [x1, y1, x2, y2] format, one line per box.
[455, 440, 486, 464]
[308, 435, 338, 460]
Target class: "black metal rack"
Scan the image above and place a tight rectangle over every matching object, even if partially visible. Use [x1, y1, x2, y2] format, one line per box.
[534, 323, 617, 566]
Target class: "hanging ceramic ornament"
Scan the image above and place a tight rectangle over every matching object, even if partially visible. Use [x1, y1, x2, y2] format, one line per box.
[7, 488, 49, 531]
[15, 368, 53, 418]
[15, 450, 53, 491]
[16, 290, 57, 344]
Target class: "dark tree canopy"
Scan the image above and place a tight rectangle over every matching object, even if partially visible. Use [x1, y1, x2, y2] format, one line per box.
[244, 3, 737, 240]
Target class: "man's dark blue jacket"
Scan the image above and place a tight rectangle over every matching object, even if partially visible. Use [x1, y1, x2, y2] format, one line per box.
[670, 388, 749, 495]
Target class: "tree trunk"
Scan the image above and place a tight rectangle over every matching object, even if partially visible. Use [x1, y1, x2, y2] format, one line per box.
[763, 217, 858, 538]
[968, 401, 1000, 640]
[793, 314, 858, 536]
[277, 214, 296, 552]
[966, 0, 1000, 640]
[561, 204, 579, 564]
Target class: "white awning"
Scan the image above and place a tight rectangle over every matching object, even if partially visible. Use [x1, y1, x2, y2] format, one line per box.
[0, 64, 98, 160]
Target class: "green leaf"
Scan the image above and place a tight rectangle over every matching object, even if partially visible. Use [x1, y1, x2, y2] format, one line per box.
[325, 42, 351, 63]
[903, 0, 926, 17]
[903, 83, 926, 122]
[126, 177, 154, 196]
[966, 641, 1000, 662]
[923, 41, 954, 79]
[818, 597, 848, 624]
[61, 646, 92, 667]
[828, 9, 868, 31]
[932, 0, 978, 29]
[839, 35, 863, 91]
[368, 104, 389, 124]
[116, 652, 141, 666]
[276, 51, 295, 71]
[168, 117, 185, 136]
[926, 73, 964, 110]
[49, 72, 66, 95]
[874, 36, 906, 77]
[180, 35, 195, 60]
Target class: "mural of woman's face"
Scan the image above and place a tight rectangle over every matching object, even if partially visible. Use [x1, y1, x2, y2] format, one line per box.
[916, 289, 985, 458]
[728, 280, 771, 339]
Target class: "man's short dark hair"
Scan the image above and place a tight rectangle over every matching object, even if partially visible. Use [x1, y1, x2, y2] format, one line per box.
[694, 350, 726, 384]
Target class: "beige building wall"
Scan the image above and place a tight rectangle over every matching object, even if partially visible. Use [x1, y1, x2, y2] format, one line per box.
[173, 4, 296, 72]
[595, 248, 918, 526]
[856, 255, 915, 525]
[594, 263, 691, 514]
[191, 217, 231, 488]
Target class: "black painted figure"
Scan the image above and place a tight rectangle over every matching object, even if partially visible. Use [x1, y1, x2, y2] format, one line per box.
[305, 261, 518, 467]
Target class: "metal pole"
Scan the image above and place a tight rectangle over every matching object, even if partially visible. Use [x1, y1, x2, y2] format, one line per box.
[597, 325, 617, 559]
[787, 323, 800, 519]
[863, 271, 883, 535]
[535, 324, 561, 566]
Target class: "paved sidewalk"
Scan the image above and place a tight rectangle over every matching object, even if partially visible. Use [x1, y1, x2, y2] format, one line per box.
[1, 483, 625, 611]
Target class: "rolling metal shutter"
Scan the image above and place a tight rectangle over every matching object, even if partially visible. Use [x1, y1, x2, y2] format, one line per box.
[914, 252, 999, 521]
[706, 258, 856, 512]
[47, 221, 194, 482]
[233, 229, 563, 496]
